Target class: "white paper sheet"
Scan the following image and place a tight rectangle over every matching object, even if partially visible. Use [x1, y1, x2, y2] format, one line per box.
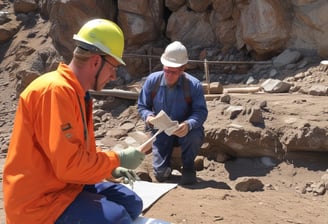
[125, 181, 177, 224]
[151, 110, 179, 136]
[123, 180, 178, 212]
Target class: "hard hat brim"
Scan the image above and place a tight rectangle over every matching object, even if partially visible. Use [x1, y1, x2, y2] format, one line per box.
[160, 56, 187, 68]
[73, 35, 126, 65]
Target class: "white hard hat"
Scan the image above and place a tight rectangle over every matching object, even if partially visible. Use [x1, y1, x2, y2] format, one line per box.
[160, 41, 188, 67]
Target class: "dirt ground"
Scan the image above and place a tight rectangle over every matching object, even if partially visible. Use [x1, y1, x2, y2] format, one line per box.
[140, 151, 328, 224]
[133, 92, 328, 224]
[2, 71, 328, 224]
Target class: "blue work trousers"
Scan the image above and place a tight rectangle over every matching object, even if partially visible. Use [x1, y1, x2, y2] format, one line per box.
[153, 127, 204, 177]
[55, 182, 143, 224]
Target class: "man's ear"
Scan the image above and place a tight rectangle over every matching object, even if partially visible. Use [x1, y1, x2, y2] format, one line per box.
[92, 55, 102, 67]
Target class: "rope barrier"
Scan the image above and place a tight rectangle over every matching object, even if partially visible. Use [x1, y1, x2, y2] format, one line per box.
[123, 53, 272, 77]
[123, 53, 272, 65]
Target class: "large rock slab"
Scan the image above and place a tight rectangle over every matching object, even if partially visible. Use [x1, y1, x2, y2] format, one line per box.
[203, 93, 328, 160]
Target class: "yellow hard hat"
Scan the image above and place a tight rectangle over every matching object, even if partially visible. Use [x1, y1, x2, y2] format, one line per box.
[73, 19, 125, 65]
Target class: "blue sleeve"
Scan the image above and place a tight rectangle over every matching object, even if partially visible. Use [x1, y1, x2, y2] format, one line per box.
[186, 77, 208, 130]
[137, 72, 159, 121]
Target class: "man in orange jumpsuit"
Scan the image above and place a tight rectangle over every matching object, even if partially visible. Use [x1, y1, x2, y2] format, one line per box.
[3, 19, 146, 224]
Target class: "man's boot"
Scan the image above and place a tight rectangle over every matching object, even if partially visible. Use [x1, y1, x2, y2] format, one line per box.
[180, 168, 197, 185]
[155, 167, 172, 182]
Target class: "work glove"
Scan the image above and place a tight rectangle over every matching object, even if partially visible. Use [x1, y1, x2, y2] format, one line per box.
[111, 167, 140, 185]
[118, 147, 145, 169]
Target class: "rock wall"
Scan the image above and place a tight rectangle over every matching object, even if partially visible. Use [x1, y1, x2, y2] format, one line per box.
[0, 0, 328, 161]
[1, 0, 328, 78]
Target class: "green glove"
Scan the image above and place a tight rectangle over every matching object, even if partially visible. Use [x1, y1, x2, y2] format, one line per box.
[118, 147, 145, 169]
[111, 167, 140, 184]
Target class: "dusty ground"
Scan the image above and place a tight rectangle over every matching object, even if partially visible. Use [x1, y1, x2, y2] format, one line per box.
[140, 151, 328, 224]
[128, 91, 328, 224]
[1, 69, 328, 224]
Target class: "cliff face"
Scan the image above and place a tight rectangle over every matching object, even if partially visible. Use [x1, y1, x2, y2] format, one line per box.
[1, 0, 328, 78]
[1, 0, 328, 156]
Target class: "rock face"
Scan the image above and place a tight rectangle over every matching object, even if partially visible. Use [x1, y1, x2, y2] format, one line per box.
[0, 0, 328, 162]
[1, 0, 328, 77]
[203, 92, 328, 161]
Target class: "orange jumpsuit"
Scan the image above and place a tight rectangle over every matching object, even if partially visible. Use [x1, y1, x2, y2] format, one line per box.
[3, 63, 120, 223]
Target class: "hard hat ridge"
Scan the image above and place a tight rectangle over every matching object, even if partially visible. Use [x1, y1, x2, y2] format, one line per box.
[160, 41, 188, 67]
[73, 18, 125, 65]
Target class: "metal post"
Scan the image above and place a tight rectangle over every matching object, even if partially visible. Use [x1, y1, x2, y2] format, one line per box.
[204, 59, 210, 94]
[148, 52, 152, 74]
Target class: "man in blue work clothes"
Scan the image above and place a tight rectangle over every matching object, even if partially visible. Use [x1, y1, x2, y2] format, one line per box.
[138, 41, 208, 185]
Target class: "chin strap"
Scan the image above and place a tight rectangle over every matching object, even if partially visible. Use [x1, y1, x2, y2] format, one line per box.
[93, 57, 106, 90]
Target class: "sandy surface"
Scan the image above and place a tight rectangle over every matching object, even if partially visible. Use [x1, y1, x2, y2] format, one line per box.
[140, 152, 328, 224]
[1, 69, 328, 224]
